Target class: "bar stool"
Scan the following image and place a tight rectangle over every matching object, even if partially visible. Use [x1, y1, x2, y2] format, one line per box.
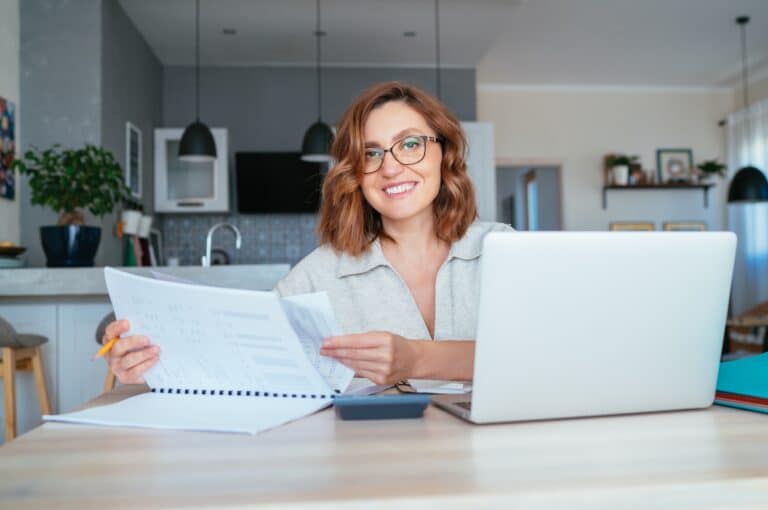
[0, 317, 52, 441]
[95, 312, 117, 392]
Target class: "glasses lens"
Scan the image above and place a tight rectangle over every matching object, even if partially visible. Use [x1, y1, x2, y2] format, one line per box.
[364, 148, 384, 173]
[393, 136, 426, 165]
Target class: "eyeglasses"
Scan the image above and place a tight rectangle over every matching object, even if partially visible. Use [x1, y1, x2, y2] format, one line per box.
[363, 135, 442, 174]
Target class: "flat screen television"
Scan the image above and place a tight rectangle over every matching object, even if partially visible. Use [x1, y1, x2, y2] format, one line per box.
[236, 152, 323, 213]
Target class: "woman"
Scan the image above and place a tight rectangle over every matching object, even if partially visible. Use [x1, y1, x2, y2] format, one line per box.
[103, 81, 512, 386]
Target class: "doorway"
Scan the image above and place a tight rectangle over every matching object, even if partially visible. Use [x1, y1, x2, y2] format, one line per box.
[496, 165, 562, 231]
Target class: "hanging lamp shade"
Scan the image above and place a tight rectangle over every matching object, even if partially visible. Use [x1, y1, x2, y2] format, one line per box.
[301, 0, 333, 162]
[728, 166, 768, 202]
[179, 0, 216, 163]
[301, 120, 333, 162]
[727, 16, 767, 203]
[179, 120, 217, 162]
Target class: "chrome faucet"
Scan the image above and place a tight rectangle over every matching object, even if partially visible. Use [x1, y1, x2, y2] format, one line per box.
[202, 222, 242, 267]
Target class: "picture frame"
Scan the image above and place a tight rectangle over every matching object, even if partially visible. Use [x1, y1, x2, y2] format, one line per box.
[0, 97, 16, 201]
[126, 122, 142, 198]
[609, 222, 655, 231]
[662, 221, 707, 231]
[656, 148, 693, 184]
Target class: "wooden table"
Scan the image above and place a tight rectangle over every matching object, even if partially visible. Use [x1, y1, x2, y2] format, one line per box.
[1, 384, 768, 509]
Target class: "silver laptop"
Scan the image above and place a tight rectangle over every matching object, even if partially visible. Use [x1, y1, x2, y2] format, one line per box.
[434, 231, 736, 423]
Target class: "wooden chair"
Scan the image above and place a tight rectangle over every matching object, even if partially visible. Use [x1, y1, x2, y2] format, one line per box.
[0, 316, 52, 441]
[95, 312, 117, 393]
[726, 301, 768, 354]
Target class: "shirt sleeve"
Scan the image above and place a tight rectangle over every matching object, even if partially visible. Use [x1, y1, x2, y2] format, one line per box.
[273, 262, 315, 297]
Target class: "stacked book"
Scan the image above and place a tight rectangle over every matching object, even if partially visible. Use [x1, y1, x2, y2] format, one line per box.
[715, 352, 768, 414]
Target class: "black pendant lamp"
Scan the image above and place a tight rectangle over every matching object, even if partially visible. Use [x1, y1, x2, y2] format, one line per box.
[301, 0, 333, 162]
[179, 0, 217, 162]
[727, 16, 768, 203]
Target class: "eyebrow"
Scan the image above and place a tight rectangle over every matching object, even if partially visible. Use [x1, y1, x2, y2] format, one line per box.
[364, 128, 426, 148]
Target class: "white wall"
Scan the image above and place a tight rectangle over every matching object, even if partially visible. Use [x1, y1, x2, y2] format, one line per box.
[0, 0, 20, 244]
[478, 86, 734, 231]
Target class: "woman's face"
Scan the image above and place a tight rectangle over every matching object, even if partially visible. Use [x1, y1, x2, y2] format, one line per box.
[360, 101, 442, 227]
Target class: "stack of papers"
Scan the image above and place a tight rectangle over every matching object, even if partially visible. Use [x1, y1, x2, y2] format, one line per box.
[714, 352, 768, 414]
[408, 379, 472, 395]
[45, 268, 355, 434]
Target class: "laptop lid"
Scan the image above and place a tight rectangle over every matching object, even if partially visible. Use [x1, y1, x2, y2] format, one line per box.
[470, 232, 736, 424]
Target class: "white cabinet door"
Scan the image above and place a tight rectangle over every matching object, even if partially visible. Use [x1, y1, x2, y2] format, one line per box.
[154, 128, 230, 213]
[462, 122, 497, 222]
[0, 304, 57, 442]
[57, 303, 114, 413]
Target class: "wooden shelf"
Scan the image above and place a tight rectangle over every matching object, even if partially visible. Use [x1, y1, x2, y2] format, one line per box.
[602, 183, 715, 209]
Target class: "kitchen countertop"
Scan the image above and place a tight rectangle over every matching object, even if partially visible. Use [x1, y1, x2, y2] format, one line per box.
[0, 265, 291, 297]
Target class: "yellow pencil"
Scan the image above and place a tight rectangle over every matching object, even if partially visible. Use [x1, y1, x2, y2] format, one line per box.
[93, 337, 119, 360]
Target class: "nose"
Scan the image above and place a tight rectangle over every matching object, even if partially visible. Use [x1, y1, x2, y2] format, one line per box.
[379, 151, 404, 178]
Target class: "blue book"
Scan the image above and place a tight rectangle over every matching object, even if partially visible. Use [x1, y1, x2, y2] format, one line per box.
[714, 353, 768, 414]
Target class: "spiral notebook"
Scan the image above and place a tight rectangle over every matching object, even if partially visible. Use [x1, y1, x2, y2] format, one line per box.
[44, 268, 355, 434]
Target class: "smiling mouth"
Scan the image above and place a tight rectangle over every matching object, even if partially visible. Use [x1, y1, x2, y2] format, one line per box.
[383, 182, 417, 196]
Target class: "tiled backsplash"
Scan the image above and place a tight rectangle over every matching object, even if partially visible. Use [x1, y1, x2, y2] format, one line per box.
[159, 213, 319, 267]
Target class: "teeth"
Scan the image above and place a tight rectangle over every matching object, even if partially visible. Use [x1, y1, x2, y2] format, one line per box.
[385, 183, 415, 195]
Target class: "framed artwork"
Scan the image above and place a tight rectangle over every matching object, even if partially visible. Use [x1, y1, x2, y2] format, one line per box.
[657, 148, 693, 184]
[0, 97, 16, 201]
[609, 222, 655, 231]
[126, 122, 142, 198]
[663, 221, 707, 231]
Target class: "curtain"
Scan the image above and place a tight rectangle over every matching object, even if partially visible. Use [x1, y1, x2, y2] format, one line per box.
[727, 97, 768, 315]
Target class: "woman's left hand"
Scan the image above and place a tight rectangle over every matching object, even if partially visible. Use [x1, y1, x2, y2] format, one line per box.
[320, 332, 422, 385]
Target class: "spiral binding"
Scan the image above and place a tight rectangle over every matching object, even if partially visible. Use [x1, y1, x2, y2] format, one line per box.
[150, 387, 340, 399]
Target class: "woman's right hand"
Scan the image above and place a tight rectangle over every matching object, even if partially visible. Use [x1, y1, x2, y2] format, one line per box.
[102, 319, 160, 384]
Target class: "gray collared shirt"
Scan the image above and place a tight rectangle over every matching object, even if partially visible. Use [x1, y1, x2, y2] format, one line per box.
[274, 221, 513, 340]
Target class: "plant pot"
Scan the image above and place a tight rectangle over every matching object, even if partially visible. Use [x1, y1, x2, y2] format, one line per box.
[612, 165, 630, 186]
[40, 225, 101, 267]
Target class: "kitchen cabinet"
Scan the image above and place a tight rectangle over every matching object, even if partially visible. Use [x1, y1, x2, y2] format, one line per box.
[154, 128, 230, 213]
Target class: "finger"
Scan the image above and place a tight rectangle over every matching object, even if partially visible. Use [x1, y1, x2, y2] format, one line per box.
[119, 345, 160, 372]
[320, 347, 385, 362]
[112, 335, 151, 357]
[331, 357, 386, 374]
[104, 319, 130, 343]
[121, 355, 159, 384]
[322, 333, 387, 350]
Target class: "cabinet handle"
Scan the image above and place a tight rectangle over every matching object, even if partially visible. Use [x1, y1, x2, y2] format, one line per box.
[177, 201, 204, 207]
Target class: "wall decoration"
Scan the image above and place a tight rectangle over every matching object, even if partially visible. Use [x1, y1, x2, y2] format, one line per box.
[657, 148, 694, 184]
[663, 221, 707, 231]
[126, 122, 142, 198]
[609, 222, 654, 231]
[0, 97, 16, 201]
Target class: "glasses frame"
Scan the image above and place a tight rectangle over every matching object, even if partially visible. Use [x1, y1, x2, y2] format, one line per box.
[363, 135, 442, 174]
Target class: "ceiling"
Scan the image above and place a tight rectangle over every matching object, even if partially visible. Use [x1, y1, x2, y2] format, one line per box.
[119, 0, 768, 88]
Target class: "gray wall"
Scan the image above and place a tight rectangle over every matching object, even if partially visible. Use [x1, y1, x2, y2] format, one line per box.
[20, 0, 103, 267]
[20, 0, 162, 267]
[101, 0, 162, 215]
[496, 166, 562, 231]
[160, 66, 476, 265]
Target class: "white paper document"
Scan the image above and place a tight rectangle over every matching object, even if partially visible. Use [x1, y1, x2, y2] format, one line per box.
[45, 268, 354, 434]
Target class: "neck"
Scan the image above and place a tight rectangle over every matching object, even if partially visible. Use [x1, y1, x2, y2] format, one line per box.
[380, 210, 443, 258]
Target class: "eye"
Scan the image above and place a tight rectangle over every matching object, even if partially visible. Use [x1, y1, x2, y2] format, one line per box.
[399, 136, 423, 152]
[364, 148, 383, 160]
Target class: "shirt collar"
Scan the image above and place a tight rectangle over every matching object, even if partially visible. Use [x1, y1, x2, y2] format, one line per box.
[335, 222, 485, 278]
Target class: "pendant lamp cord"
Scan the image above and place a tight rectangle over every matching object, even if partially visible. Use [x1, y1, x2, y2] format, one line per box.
[316, 0, 323, 122]
[195, 0, 200, 122]
[435, 0, 441, 101]
[737, 16, 753, 166]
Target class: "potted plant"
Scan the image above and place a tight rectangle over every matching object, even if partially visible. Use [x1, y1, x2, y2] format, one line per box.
[605, 153, 640, 186]
[696, 159, 726, 183]
[13, 144, 131, 267]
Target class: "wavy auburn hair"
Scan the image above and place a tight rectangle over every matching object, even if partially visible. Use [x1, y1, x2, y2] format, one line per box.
[317, 81, 477, 256]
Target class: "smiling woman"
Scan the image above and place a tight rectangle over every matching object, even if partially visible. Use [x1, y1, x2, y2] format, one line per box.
[99, 81, 512, 387]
